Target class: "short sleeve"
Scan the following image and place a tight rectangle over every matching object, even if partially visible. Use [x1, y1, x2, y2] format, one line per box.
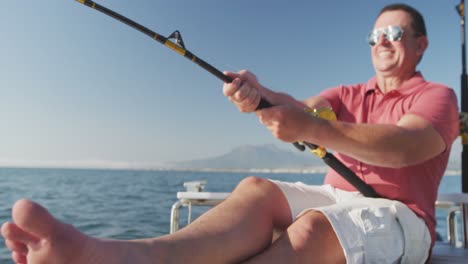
[319, 85, 344, 113]
[407, 86, 459, 147]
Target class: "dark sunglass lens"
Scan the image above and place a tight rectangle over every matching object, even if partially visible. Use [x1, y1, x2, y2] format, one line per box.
[367, 31, 378, 46]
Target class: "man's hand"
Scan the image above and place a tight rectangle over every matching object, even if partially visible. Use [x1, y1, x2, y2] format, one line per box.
[256, 105, 315, 143]
[223, 70, 262, 113]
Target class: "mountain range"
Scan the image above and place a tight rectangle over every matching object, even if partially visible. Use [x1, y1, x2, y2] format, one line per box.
[168, 144, 327, 172]
[167, 143, 462, 173]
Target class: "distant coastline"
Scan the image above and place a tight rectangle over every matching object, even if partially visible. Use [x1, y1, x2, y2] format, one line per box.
[153, 167, 463, 177]
[152, 166, 330, 175]
[0, 144, 462, 176]
[0, 165, 460, 177]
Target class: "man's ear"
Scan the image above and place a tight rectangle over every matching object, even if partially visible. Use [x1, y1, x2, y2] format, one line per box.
[416, 35, 429, 57]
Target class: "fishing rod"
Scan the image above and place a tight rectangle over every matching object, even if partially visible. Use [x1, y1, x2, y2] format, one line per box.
[457, 0, 468, 194]
[74, 0, 380, 198]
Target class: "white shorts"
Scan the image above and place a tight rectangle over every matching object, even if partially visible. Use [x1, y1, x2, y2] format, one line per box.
[271, 180, 431, 264]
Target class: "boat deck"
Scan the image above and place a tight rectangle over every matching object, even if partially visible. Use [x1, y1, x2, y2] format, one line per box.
[431, 242, 468, 263]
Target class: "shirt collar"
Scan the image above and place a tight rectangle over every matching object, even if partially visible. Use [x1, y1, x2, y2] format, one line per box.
[365, 72, 426, 95]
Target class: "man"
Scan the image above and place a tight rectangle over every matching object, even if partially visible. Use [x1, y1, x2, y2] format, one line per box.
[1, 3, 459, 264]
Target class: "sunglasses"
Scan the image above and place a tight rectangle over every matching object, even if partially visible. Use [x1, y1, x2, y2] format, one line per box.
[367, 25, 404, 46]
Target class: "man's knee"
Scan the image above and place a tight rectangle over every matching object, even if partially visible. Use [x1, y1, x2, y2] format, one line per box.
[237, 176, 269, 187]
[289, 211, 330, 246]
[233, 177, 291, 227]
[288, 211, 343, 256]
[235, 176, 279, 196]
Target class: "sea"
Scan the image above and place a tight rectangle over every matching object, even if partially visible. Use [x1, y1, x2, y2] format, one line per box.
[0, 167, 463, 263]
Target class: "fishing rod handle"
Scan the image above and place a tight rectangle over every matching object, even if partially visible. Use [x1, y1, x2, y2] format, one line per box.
[256, 98, 274, 110]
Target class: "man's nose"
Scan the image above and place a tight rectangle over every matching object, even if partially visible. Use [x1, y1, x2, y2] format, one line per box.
[375, 33, 390, 46]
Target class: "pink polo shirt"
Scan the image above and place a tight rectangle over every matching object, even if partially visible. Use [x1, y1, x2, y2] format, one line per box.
[319, 72, 459, 244]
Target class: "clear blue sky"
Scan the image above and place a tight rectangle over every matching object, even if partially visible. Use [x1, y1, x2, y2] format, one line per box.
[0, 0, 463, 168]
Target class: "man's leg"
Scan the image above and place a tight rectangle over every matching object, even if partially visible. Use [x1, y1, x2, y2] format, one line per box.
[242, 210, 345, 264]
[159, 176, 293, 263]
[1, 176, 292, 264]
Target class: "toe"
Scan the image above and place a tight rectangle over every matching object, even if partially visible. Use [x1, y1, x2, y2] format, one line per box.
[1, 222, 39, 244]
[12, 251, 27, 264]
[12, 199, 57, 238]
[5, 239, 28, 255]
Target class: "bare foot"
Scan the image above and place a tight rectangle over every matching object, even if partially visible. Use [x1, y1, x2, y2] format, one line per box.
[1, 199, 159, 264]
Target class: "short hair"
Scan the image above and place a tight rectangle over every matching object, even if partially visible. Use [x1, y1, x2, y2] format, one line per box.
[379, 3, 427, 37]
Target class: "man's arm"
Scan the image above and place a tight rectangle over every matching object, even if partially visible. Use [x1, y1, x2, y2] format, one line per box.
[223, 70, 310, 111]
[301, 114, 446, 167]
[256, 96, 447, 168]
[299, 86, 457, 168]
[223, 70, 450, 168]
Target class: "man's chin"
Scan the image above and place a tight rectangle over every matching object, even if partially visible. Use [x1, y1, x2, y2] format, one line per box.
[373, 63, 398, 76]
